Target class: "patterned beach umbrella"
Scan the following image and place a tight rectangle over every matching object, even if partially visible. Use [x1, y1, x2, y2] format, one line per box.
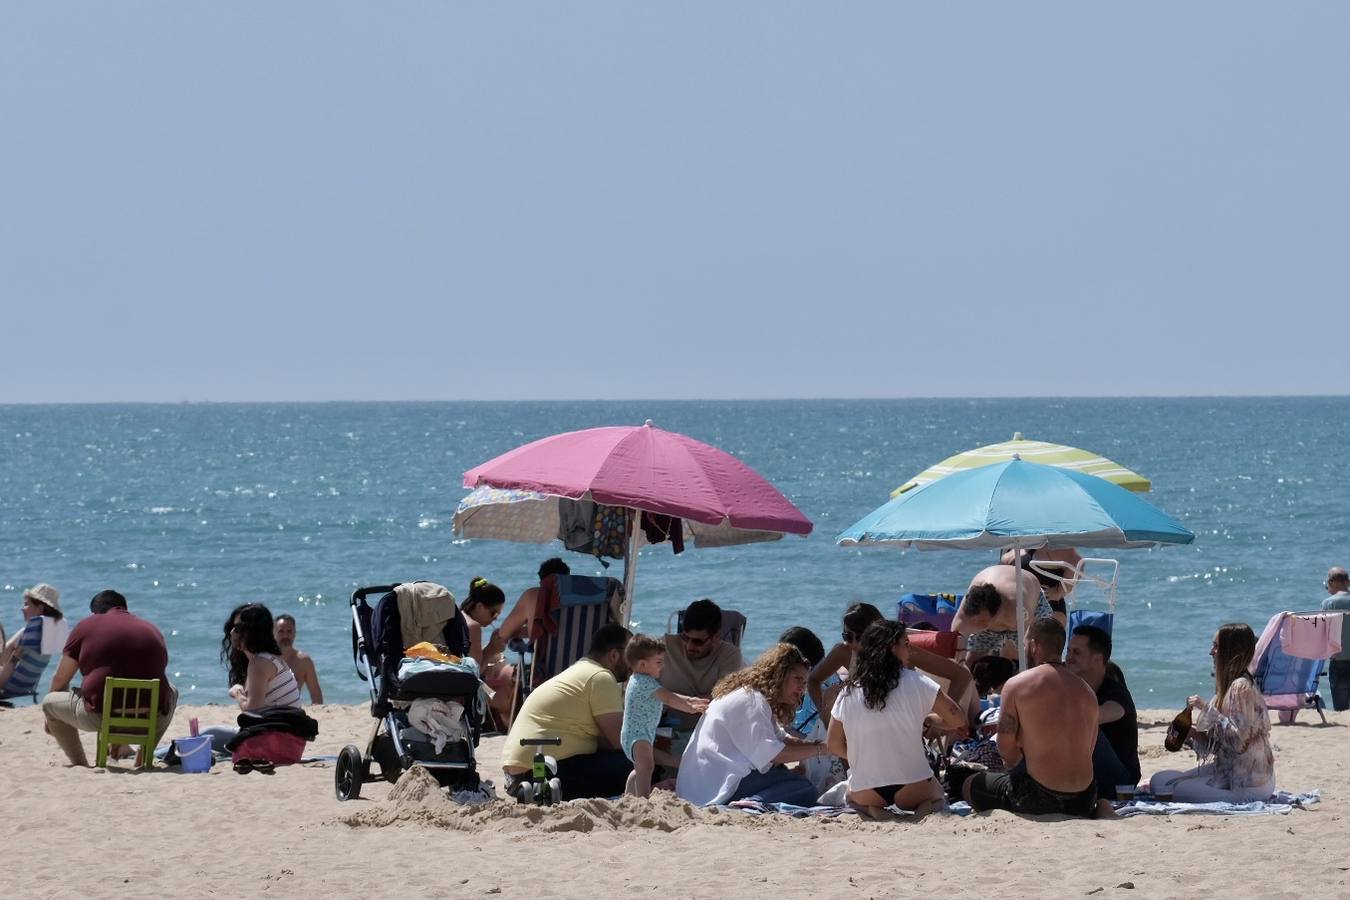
[456, 421, 812, 622]
[891, 432, 1151, 498]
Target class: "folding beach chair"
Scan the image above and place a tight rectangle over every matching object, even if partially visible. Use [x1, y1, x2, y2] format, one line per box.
[665, 607, 747, 648]
[1252, 610, 1339, 725]
[1063, 558, 1119, 638]
[0, 617, 55, 707]
[527, 574, 623, 689]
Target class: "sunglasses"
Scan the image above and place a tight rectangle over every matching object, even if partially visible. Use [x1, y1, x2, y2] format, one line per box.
[680, 633, 711, 648]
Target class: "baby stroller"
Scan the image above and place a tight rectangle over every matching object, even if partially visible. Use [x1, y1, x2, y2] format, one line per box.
[335, 583, 485, 801]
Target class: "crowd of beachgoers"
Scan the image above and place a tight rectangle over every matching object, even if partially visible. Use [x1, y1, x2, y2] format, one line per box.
[10, 552, 1344, 822]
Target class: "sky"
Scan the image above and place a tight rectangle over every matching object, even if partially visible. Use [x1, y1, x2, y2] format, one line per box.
[2, 3, 1347, 402]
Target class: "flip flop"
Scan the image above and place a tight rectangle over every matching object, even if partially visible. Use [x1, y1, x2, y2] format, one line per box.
[233, 758, 276, 775]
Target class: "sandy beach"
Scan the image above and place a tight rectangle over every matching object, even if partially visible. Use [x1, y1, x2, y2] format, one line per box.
[2, 702, 1347, 899]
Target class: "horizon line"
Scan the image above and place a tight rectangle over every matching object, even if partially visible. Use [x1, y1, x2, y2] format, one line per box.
[2, 393, 1349, 407]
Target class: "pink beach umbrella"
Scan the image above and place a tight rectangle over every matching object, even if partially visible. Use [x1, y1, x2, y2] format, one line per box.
[459, 421, 812, 621]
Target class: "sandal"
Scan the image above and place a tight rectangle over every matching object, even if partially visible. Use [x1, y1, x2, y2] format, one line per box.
[233, 758, 276, 775]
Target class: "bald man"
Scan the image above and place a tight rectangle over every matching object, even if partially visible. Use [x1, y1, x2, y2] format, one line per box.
[952, 564, 1053, 663]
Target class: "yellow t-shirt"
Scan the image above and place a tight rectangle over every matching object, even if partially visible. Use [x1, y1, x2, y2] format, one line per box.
[501, 658, 623, 770]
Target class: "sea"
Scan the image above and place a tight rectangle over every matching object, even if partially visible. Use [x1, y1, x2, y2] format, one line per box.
[3, 398, 1348, 710]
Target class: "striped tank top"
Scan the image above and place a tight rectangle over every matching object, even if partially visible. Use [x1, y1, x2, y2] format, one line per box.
[256, 653, 302, 709]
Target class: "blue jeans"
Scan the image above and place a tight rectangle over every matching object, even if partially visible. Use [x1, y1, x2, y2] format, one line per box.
[1329, 660, 1350, 712]
[730, 765, 820, 806]
[1091, 733, 1138, 800]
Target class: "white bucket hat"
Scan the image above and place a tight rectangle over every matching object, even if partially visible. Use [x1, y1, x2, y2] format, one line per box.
[23, 583, 61, 613]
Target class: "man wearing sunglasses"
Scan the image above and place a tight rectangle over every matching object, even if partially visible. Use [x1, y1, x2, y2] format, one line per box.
[661, 598, 744, 736]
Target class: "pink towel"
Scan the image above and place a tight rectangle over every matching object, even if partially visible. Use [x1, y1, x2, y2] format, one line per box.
[1279, 613, 1343, 659]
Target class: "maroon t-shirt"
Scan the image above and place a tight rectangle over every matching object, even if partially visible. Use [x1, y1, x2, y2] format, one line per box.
[63, 609, 172, 714]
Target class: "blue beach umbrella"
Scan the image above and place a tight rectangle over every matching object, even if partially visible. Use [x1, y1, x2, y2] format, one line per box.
[837, 458, 1194, 666]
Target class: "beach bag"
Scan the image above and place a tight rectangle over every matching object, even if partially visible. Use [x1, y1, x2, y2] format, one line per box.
[231, 730, 306, 766]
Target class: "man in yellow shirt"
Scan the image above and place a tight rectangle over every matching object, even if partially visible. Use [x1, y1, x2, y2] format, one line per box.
[503, 623, 632, 798]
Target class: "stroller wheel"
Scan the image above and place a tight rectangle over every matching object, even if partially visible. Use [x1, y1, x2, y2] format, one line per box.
[335, 745, 364, 801]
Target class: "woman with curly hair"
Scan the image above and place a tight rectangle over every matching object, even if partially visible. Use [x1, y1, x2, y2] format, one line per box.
[826, 620, 966, 816]
[676, 643, 830, 807]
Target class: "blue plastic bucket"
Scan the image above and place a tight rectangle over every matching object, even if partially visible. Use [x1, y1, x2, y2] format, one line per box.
[175, 735, 214, 773]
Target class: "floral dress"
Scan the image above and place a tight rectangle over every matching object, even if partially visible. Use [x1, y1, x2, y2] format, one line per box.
[1191, 676, 1275, 790]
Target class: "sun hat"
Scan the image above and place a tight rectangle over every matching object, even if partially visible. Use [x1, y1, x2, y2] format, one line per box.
[23, 583, 61, 613]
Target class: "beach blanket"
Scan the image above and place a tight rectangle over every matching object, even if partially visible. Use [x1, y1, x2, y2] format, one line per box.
[1114, 790, 1320, 818]
[726, 800, 858, 818]
[725, 799, 974, 818]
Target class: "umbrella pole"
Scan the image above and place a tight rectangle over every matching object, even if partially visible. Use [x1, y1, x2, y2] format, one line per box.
[1015, 541, 1028, 671]
[620, 509, 640, 627]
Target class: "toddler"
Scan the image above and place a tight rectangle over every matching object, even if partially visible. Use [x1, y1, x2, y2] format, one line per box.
[622, 634, 708, 797]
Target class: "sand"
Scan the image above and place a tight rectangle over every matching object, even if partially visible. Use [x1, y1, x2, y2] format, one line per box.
[3, 703, 1348, 899]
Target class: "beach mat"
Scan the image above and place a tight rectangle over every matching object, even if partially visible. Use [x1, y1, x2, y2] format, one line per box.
[1114, 789, 1319, 818]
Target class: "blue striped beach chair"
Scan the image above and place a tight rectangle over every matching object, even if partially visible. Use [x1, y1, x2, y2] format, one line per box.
[0, 617, 54, 706]
[528, 574, 623, 689]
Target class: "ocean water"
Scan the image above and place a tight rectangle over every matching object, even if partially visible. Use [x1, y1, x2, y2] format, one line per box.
[3, 398, 1348, 709]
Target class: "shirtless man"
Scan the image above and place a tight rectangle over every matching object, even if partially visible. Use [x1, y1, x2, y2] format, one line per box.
[483, 557, 572, 660]
[274, 614, 323, 704]
[961, 617, 1099, 817]
[952, 564, 1051, 662]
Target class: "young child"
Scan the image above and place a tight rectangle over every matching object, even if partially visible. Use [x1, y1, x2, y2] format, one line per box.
[622, 634, 708, 797]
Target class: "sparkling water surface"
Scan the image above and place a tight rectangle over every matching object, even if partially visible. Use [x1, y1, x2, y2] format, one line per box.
[3, 398, 1347, 708]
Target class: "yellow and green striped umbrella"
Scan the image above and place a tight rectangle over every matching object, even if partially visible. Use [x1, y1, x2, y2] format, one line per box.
[891, 432, 1151, 498]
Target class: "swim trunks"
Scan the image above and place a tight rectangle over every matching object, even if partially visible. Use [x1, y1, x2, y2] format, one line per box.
[967, 766, 1097, 817]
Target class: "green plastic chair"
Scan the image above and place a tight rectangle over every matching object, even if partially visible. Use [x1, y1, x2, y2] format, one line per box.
[96, 677, 161, 769]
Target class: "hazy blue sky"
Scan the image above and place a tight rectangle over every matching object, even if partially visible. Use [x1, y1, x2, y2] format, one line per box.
[3, 4, 1347, 402]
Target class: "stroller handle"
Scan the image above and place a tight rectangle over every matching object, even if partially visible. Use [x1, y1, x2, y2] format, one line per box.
[520, 738, 562, 747]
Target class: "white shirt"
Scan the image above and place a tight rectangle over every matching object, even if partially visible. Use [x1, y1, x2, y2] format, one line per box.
[830, 671, 939, 790]
[676, 687, 786, 806]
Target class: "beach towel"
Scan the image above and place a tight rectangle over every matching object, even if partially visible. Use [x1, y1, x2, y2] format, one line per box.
[394, 582, 459, 650]
[1114, 790, 1319, 818]
[726, 798, 974, 819]
[1279, 614, 1341, 659]
[38, 616, 70, 656]
[408, 698, 467, 752]
[908, 630, 960, 657]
